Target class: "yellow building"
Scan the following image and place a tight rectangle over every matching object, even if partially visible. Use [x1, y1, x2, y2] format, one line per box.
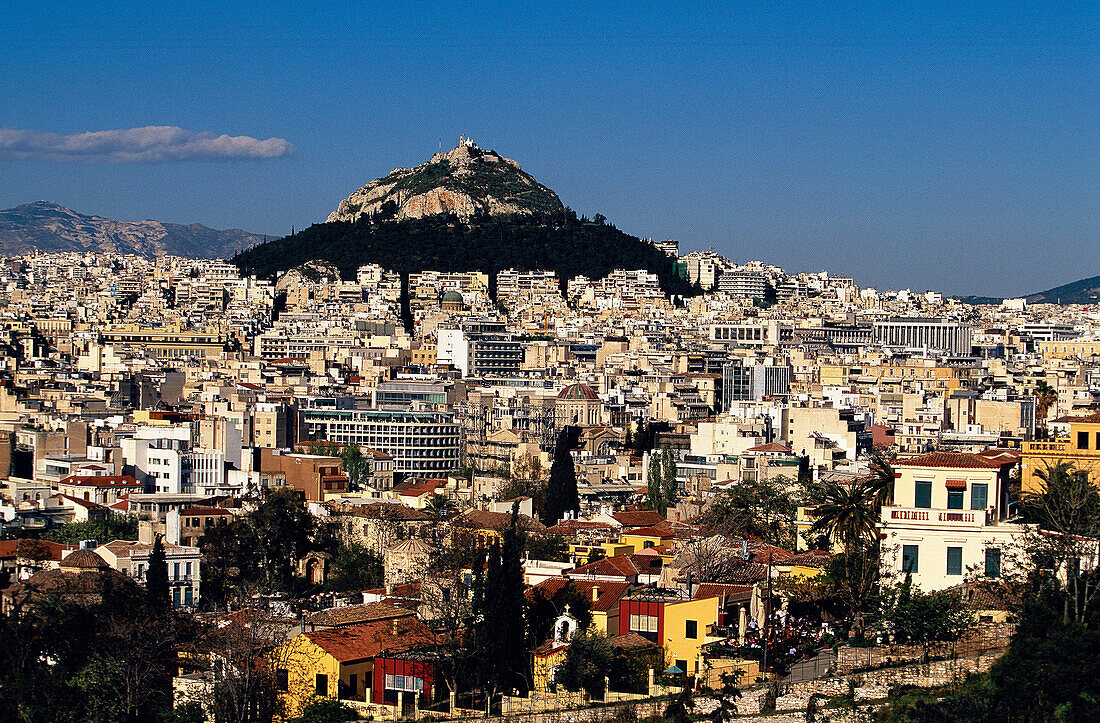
[619, 589, 719, 676]
[568, 541, 635, 566]
[1038, 340, 1100, 360]
[1021, 413, 1100, 494]
[273, 618, 433, 717]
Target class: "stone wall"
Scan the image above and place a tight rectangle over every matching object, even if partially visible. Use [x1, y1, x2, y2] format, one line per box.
[834, 622, 1014, 674]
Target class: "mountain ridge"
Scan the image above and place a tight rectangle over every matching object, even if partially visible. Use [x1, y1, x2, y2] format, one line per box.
[0, 201, 265, 258]
[956, 273, 1100, 306]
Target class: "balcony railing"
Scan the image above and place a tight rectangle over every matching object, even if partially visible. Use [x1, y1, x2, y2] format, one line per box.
[884, 506, 990, 526]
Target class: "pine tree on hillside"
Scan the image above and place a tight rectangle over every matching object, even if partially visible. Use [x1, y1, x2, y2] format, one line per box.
[146, 533, 170, 609]
[544, 428, 579, 525]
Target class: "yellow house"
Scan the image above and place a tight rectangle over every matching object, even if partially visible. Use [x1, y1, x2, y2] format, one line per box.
[1021, 413, 1100, 494]
[619, 589, 719, 676]
[568, 541, 634, 566]
[273, 618, 433, 718]
[620, 527, 676, 554]
[449, 509, 546, 548]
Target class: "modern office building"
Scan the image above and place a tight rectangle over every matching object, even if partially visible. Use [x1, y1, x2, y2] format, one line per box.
[300, 409, 462, 475]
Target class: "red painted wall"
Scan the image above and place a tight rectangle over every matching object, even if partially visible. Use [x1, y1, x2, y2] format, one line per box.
[372, 656, 435, 705]
[618, 599, 664, 644]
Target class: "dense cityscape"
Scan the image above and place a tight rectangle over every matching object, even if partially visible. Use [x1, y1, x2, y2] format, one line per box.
[1, 224, 1099, 721]
[3, 3, 1097, 723]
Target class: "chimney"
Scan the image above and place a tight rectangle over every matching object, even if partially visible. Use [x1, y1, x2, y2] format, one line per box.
[592, 585, 600, 602]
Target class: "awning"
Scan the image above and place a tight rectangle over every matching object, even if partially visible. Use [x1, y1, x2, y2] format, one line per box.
[945, 479, 967, 490]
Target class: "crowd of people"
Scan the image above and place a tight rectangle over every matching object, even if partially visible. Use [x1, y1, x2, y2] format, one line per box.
[709, 610, 843, 675]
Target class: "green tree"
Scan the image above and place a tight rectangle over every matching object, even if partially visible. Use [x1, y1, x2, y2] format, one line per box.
[146, 533, 170, 610]
[339, 444, 366, 491]
[544, 429, 579, 525]
[198, 518, 259, 609]
[299, 696, 355, 723]
[661, 447, 679, 511]
[1021, 459, 1100, 624]
[697, 477, 798, 546]
[472, 503, 531, 698]
[866, 450, 897, 512]
[1034, 380, 1058, 421]
[247, 488, 327, 592]
[324, 542, 383, 593]
[557, 633, 615, 697]
[885, 576, 975, 660]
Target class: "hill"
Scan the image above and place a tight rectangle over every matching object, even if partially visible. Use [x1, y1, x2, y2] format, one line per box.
[0, 201, 265, 258]
[233, 140, 695, 296]
[1024, 274, 1100, 305]
[956, 274, 1100, 306]
[231, 214, 695, 296]
[327, 138, 564, 224]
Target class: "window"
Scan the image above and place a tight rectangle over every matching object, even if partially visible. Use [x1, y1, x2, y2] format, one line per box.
[315, 673, 328, 696]
[971, 483, 988, 511]
[675, 659, 687, 674]
[628, 614, 659, 633]
[914, 481, 932, 508]
[1079, 431, 1090, 450]
[947, 547, 962, 576]
[902, 545, 919, 574]
[348, 673, 357, 695]
[947, 490, 964, 510]
[384, 673, 423, 692]
[276, 669, 288, 691]
[685, 620, 698, 639]
[985, 548, 1001, 578]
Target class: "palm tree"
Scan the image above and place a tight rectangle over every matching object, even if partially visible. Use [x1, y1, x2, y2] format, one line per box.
[808, 480, 880, 638]
[424, 493, 455, 520]
[1034, 380, 1058, 421]
[865, 451, 897, 512]
[808, 480, 879, 552]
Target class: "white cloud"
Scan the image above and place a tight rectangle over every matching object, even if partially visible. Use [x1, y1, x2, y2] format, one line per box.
[0, 125, 295, 163]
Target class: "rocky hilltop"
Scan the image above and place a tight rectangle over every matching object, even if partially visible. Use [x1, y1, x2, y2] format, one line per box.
[327, 138, 565, 223]
[0, 201, 265, 258]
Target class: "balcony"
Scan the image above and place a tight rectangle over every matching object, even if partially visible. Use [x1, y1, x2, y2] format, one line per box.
[1023, 441, 1068, 453]
[884, 506, 990, 527]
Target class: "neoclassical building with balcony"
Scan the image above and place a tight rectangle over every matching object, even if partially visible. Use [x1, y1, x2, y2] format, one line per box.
[880, 450, 1026, 592]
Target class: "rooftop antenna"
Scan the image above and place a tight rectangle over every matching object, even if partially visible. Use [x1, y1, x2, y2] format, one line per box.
[438, 136, 442, 153]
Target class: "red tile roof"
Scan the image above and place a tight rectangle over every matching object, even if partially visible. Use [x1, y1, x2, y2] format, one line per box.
[452, 509, 546, 532]
[0, 539, 74, 562]
[304, 618, 435, 663]
[693, 583, 752, 601]
[612, 510, 665, 528]
[528, 577, 631, 613]
[180, 506, 232, 517]
[896, 451, 1007, 469]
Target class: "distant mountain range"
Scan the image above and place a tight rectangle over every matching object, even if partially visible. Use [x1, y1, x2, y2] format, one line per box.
[957, 274, 1100, 306]
[0, 201, 266, 258]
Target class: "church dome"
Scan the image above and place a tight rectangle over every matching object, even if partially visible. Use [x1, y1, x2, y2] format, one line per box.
[441, 291, 464, 303]
[60, 549, 108, 571]
[558, 383, 598, 400]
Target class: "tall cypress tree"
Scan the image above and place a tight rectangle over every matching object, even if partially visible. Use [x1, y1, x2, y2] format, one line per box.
[543, 428, 579, 525]
[473, 504, 530, 698]
[146, 533, 170, 609]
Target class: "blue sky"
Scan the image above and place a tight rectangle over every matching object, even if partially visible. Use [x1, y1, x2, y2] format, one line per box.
[1, 1, 1096, 296]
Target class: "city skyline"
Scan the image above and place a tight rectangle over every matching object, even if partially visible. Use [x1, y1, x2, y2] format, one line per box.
[1, 1, 1097, 297]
